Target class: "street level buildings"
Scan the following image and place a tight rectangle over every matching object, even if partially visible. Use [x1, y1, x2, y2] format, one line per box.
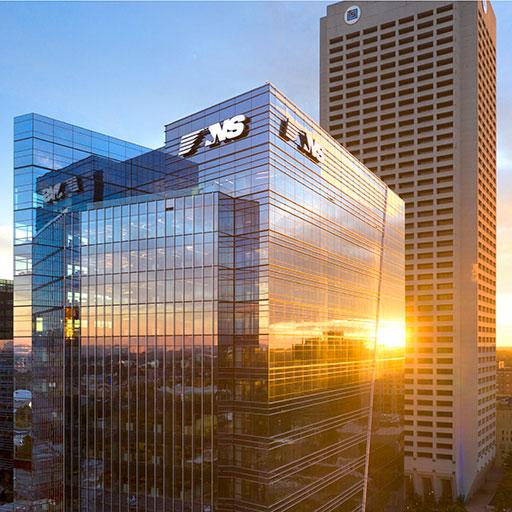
[0, 280, 13, 505]
[320, 0, 497, 501]
[496, 397, 512, 467]
[497, 363, 512, 396]
[13, 85, 404, 511]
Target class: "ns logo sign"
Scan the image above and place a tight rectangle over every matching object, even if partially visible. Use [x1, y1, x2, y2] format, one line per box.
[178, 115, 248, 157]
[281, 117, 326, 163]
[41, 176, 83, 204]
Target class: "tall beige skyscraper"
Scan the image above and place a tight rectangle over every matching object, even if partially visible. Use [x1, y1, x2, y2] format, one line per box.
[320, 0, 497, 501]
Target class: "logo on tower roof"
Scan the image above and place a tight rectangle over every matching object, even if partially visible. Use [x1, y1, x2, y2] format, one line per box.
[344, 5, 361, 25]
[281, 118, 325, 163]
[177, 129, 204, 157]
[177, 115, 248, 157]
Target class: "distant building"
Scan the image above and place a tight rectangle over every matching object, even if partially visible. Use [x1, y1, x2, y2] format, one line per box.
[496, 397, 512, 466]
[497, 365, 512, 396]
[0, 279, 13, 504]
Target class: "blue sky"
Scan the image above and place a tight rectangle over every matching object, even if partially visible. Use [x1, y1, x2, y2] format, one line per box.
[1, 1, 512, 343]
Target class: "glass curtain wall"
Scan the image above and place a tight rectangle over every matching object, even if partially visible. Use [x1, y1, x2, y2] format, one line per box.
[366, 191, 405, 512]
[13, 114, 147, 510]
[13, 84, 404, 512]
[76, 192, 218, 511]
[162, 84, 405, 511]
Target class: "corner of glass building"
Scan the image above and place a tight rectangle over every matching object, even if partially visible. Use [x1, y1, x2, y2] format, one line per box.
[12, 85, 404, 511]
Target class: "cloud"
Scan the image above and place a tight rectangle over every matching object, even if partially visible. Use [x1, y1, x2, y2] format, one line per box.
[0, 225, 13, 280]
[498, 293, 512, 346]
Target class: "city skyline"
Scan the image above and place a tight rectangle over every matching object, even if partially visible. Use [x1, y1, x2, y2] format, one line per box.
[0, 1, 509, 510]
[0, 1, 508, 343]
[1, 1, 512, 347]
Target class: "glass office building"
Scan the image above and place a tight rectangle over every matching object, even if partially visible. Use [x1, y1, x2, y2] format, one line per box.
[13, 84, 404, 511]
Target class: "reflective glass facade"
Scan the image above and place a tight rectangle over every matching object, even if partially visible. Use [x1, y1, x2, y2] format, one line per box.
[73, 192, 221, 510]
[13, 85, 404, 511]
[13, 115, 149, 510]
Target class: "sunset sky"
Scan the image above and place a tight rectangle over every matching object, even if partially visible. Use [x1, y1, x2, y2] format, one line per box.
[0, 1, 511, 344]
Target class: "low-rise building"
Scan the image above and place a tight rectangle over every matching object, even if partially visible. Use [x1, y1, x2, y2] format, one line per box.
[496, 397, 512, 466]
[497, 364, 512, 396]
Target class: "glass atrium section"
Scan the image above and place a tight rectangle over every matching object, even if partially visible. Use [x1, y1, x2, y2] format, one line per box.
[14, 84, 404, 511]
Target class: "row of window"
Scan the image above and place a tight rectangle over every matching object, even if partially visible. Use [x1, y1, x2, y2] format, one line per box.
[328, 6, 453, 46]
[329, 28, 453, 59]
[405, 452, 453, 460]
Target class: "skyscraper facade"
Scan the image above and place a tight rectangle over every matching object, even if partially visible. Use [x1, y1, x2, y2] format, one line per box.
[13, 84, 404, 510]
[13, 114, 150, 510]
[320, 0, 497, 500]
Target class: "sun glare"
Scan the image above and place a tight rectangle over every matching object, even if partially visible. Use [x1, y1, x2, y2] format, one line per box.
[377, 321, 406, 349]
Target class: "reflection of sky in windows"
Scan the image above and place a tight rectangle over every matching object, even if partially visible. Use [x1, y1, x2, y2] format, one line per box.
[12, 85, 404, 510]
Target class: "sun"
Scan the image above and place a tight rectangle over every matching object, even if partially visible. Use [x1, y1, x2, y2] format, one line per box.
[377, 320, 406, 350]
